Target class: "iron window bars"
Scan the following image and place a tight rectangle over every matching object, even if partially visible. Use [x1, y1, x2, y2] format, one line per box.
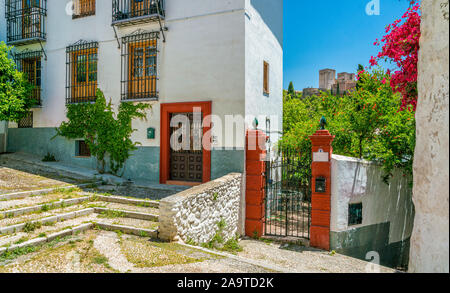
[66, 40, 98, 104]
[121, 30, 159, 101]
[112, 0, 165, 26]
[18, 111, 33, 128]
[72, 0, 96, 19]
[5, 0, 47, 45]
[14, 49, 43, 106]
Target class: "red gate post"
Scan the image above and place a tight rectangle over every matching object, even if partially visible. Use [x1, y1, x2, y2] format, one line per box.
[309, 129, 334, 250]
[245, 129, 267, 238]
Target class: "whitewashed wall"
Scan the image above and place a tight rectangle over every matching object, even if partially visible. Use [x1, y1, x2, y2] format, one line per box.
[244, 0, 283, 144]
[330, 155, 414, 246]
[2, 0, 252, 149]
[0, 1, 5, 42]
[409, 0, 449, 273]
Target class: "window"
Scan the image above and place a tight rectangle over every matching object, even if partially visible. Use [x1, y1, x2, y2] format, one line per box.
[18, 111, 33, 128]
[121, 31, 159, 101]
[76, 140, 91, 157]
[263, 61, 270, 95]
[112, 0, 165, 25]
[348, 203, 363, 226]
[72, 0, 95, 19]
[15, 49, 43, 106]
[5, 0, 46, 45]
[66, 41, 98, 104]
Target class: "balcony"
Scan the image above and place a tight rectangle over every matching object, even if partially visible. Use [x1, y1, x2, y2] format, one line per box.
[5, 0, 47, 46]
[112, 0, 165, 27]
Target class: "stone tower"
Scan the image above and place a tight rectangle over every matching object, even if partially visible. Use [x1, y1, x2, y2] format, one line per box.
[319, 69, 336, 90]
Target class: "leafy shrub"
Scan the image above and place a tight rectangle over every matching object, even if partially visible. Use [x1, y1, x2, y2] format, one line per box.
[55, 89, 151, 176]
[42, 152, 57, 162]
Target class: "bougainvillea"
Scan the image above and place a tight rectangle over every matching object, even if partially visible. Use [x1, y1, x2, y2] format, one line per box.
[370, 0, 421, 110]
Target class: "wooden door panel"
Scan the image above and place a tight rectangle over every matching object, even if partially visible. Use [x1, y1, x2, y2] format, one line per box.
[169, 113, 203, 182]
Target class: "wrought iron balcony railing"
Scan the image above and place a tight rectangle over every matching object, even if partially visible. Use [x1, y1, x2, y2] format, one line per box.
[5, 0, 47, 46]
[112, 0, 165, 27]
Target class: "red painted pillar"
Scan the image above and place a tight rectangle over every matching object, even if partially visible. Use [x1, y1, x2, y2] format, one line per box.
[309, 130, 334, 250]
[245, 129, 267, 238]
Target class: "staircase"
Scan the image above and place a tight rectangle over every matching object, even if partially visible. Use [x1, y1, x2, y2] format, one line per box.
[0, 186, 161, 258]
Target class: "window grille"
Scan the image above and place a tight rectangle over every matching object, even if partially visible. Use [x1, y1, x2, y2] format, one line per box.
[14, 49, 43, 106]
[5, 0, 47, 45]
[66, 40, 98, 104]
[112, 0, 165, 25]
[18, 111, 33, 128]
[121, 30, 159, 101]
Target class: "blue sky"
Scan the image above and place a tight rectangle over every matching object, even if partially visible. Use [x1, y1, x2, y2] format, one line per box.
[283, 0, 411, 90]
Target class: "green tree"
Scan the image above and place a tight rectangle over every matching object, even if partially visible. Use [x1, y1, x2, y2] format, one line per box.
[0, 42, 34, 122]
[287, 81, 295, 97]
[56, 89, 151, 175]
[281, 68, 415, 183]
[356, 64, 364, 90]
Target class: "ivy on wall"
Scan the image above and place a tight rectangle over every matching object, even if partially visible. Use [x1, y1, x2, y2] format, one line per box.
[55, 89, 151, 176]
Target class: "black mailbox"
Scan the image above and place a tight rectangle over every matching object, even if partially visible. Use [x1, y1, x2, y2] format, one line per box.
[315, 177, 326, 193]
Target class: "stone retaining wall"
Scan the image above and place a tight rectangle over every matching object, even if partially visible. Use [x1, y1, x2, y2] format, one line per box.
[159, 173, 242, 244]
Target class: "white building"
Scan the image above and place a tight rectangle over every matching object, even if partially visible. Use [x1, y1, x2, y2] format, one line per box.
[0, 0, 283, 184]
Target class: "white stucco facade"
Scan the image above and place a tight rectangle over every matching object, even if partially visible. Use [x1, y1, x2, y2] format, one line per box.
[330, 155, 414, 245]
[0, 0, 283, 182]
[329, 155, 414, 268]
[1, 0, 282, 148]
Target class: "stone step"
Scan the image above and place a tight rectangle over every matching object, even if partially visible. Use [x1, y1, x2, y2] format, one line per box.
[0, 223, 94, 257]
[94, 222, 158, 238]
[94, 207, 158, 222]
[0, 208, 95, 235]
[89, 200, 159, 215]
[0, 196, 91, 218]
[95, 195, 159, 208]
[0, 213, 98, 249]
[0, 202, 95, 228]
[0, 182, 101, 201]
[0, 191, 88, 212]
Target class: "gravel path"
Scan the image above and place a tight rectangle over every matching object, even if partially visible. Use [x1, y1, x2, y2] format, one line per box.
[235, 239, 396, 273]
[93, 231, 134, 273]
[0, 159, 89, 195]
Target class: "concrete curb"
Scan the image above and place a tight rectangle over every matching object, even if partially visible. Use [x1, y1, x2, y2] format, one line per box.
[0, 208, 95, 235]
[0, 181, 102, 201]
[96, 195, 159, 208]
[94, 207, 159, 222]
[0, 223, 94, 256]
[94, 222, 158, 238]
[177, 242, 291, 273]
[0, 196, 92, 218]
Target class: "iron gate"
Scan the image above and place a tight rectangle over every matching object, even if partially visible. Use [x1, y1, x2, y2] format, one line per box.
[264, 147, 311, 239]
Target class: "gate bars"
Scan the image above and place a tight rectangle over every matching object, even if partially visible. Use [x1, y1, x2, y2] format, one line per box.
[264, 146, 312, 239]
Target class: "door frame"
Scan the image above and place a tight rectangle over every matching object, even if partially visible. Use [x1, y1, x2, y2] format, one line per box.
[160, 101, 212, 184]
